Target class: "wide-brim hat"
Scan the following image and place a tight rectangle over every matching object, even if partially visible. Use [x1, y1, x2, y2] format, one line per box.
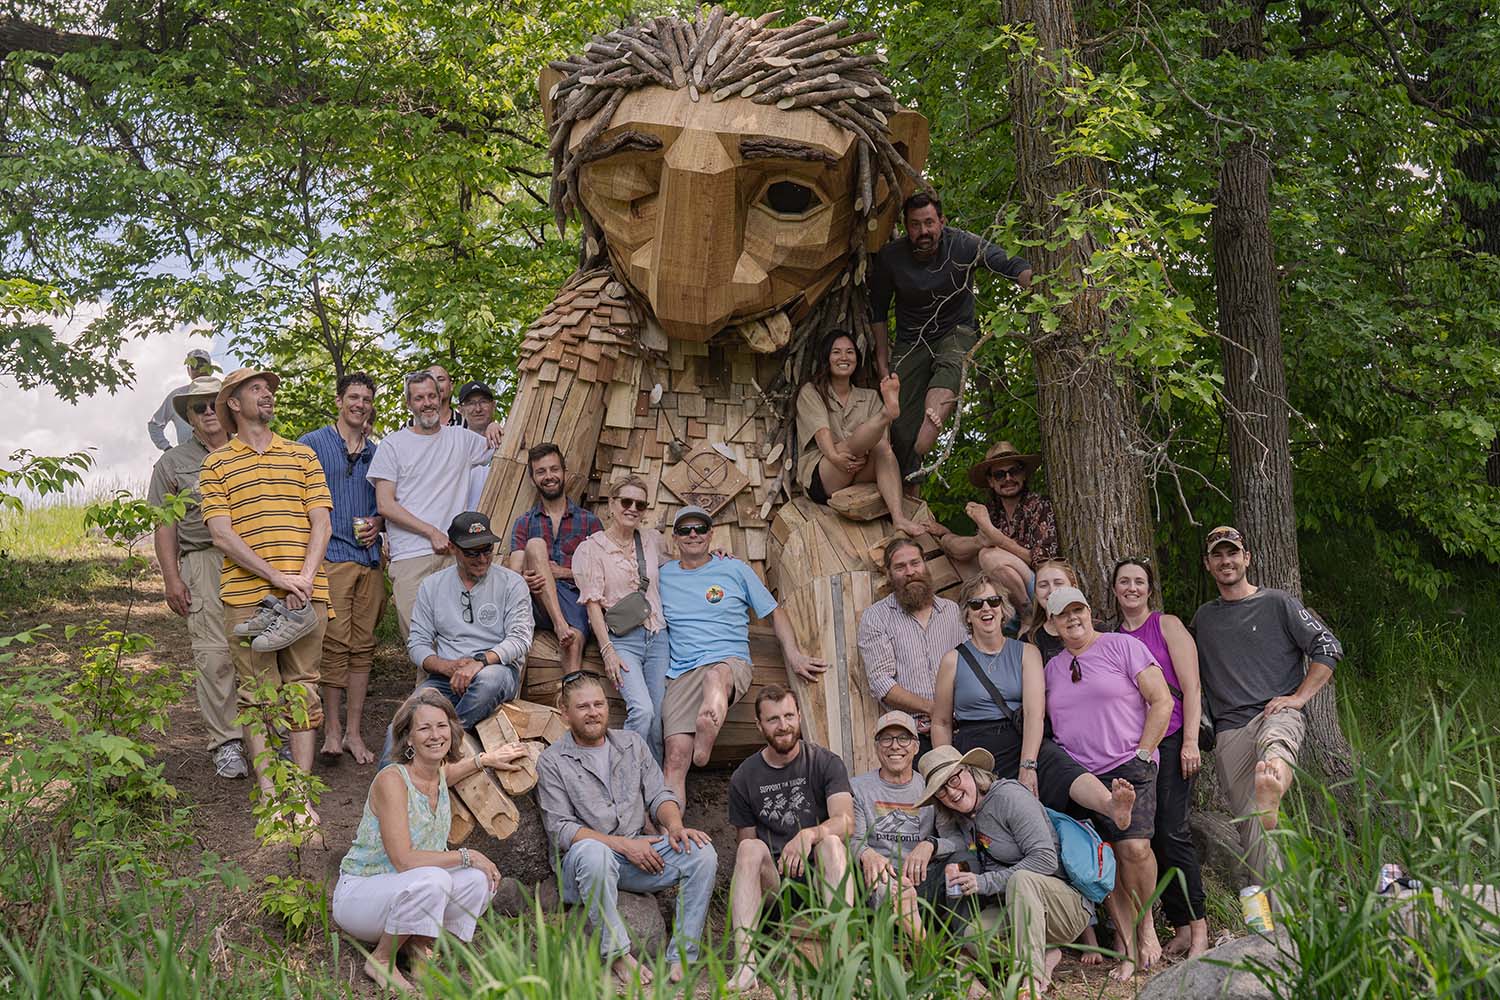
[915, 744, 995, 808]
[968, 440, 1042, 490]
[172, 376, 224, 422]
[216, 367, 281, 434]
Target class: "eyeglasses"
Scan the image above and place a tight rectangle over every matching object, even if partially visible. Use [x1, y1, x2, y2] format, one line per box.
[966, 596, 1005, 610]
[875, 733, 916, 748]
[189, 402, 215, 415]
[938, 770, 967, 795]
[988, 466, 1025, 481]
[460, 591, 474, 624]
[616, 498, 649, 512]
[674, 523, 711, 537]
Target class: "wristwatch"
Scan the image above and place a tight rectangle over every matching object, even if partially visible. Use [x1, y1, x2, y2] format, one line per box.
[472, 650, 491, 665]
[1019, 758, 1038, 771]
[1134, 747, 1154, 764]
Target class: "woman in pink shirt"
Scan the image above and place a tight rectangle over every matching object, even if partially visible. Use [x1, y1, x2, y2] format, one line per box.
[572, 477, 669, 762]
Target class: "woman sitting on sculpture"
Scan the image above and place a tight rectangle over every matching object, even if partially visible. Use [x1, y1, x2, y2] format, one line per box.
[931, 572, 1137, 827]
[794, 330, 928, 536]
[332, 689, 529, 992]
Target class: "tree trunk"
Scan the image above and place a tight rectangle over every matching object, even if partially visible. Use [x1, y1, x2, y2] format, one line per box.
[1003, 0, 1153, 595]
[1452, 131, 1500, 486]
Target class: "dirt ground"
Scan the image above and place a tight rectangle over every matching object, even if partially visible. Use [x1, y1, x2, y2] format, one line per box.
[13, 554, 1179, 998]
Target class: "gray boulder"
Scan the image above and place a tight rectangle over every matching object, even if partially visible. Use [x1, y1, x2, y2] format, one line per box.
[1139, 931, 1296, 1000]
[492, 877, 667, 957]
[1190, 810, 1255, 887]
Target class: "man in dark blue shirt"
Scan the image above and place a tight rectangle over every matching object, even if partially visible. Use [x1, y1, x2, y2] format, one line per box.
[869, 193, 1032, 477]
[300, 372, 385, 765]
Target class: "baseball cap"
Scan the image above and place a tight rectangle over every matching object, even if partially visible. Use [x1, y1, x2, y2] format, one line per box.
[874, 711, 919, 739]
[185, 348, 213, 367]
[448, 511, 501, 550]
[1204, 525, 1246, 554]
[672, 505, 713, 530]
[1044, 585, 1091, 617]
[458, 381, 495, 403]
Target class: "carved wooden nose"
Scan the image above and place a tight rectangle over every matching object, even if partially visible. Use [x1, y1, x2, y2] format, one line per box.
[648, 130, 746, 338]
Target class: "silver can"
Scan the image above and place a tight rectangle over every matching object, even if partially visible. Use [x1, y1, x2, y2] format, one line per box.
[353, 516, 375, 546]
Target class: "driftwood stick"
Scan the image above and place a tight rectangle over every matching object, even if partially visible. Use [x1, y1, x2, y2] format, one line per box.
[784, 30, 879, 60]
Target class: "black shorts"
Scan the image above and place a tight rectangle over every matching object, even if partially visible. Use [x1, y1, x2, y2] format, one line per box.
[953, 717, 1092, 815]
[807, 465, 831, 505]
[1092, 758, 1158, 841]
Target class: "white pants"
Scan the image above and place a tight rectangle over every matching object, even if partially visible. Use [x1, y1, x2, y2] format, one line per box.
[332, 866, 491, 943]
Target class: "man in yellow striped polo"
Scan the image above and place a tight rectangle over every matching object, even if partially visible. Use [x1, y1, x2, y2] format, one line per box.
[200, 367, 333, 824]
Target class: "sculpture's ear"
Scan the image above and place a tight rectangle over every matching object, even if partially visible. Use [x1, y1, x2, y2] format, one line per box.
[887, 108, 930, 191]
[539, 67, 564, 131]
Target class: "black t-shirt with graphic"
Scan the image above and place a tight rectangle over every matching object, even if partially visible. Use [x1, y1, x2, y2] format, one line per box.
[728, 742, 851, 858]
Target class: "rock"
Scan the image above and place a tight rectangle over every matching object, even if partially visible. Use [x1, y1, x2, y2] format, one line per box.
[1191, 810, 1255, 887]
[510, 878, 667, 957]
[1139, 931, 1295, 1000]
[491, 876, 530, 917]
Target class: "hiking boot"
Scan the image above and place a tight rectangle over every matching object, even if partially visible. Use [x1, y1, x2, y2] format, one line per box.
[233, 596, 286, 638]
[213, 739, 249, 779]
[251, 603, 318, 652]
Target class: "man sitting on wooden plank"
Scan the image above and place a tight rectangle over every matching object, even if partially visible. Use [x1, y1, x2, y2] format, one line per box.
[657, 506, 827, 803]
[726, 686, 855, 993]
[535, 670, 717, 988]
[505, 442, 599, 677]
[857, 538, 968, 758]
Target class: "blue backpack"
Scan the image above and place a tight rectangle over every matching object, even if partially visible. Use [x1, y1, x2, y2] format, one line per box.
[1045, 807, 1116, 903]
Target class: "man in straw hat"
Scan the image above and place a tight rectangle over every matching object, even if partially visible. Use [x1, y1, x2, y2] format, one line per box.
[938, 440, 1058, 616]
[198, 367, 333, 822]
[147, 347, 216, 450]
[148, 375, 247, 781]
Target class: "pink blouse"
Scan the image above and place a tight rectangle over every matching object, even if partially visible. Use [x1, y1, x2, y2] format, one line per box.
[571, 528, 666, 634]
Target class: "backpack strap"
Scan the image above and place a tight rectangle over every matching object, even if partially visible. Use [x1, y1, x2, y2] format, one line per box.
[956, 644, 1021, 728]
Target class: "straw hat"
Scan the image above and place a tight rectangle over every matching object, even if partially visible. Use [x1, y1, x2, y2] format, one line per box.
[171, 376, 224, 422]
[915, 744, 996, 807]
[215, 367, 281, 434]
[967, 440, 1042, 490]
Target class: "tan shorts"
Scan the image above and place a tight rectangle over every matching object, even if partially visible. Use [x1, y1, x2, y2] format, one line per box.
[661, 657, 753, 738]
[225, 601, 327, 732]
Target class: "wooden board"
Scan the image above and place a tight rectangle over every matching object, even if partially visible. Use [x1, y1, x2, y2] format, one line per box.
[451, 733, 520, 840]
[448, 792, 476, 846]
[475, 713, 539, 796]
[500, 699, 569, 745]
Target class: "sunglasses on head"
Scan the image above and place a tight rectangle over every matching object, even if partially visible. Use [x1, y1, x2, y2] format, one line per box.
[615, 497, 649, 512]
[674, 522, 711, 537]
[560, 669, 607, 690]
[190, 402, 215, 415]
[989, 466, 1025, 481]
[966, 596, 1005, 610]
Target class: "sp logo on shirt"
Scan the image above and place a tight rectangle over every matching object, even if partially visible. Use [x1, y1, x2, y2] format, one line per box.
[705, 585, 725, 604]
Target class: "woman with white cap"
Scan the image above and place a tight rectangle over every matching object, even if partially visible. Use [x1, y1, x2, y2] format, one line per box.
[917, 745, 1092, 999]
[1042, 585, 1173, 981]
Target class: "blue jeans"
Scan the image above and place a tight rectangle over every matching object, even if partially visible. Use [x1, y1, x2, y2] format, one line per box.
[380, 663, 519, 766]
[561, 836, 718, 963]
[611, 626, 669, 764]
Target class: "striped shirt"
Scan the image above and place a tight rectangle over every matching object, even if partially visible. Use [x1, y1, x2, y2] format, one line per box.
[198, 435, 333, 606]
[856, 593, 967, 710]
[299, 424, 380, 567]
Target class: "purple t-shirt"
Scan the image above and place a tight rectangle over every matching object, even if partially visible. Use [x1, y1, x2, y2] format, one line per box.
[1044, 632, 1159, 773]
[1118, 612, 1183, 738]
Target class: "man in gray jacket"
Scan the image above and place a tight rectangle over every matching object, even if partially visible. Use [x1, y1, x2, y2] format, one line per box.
[536, 671, 716, 987]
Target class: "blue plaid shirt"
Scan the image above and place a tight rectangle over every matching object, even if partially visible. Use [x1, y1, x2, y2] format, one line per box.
[510, 499, 601, 568]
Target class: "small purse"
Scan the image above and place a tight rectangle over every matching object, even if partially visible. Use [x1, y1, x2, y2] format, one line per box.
[603, 531, 652, 636]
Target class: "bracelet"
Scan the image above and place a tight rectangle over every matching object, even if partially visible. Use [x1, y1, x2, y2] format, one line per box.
[459, 847, 471, 869]
[1019, 759, 1038, 771]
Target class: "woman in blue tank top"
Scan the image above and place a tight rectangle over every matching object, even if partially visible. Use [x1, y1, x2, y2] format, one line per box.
[332, 689, 529, 992]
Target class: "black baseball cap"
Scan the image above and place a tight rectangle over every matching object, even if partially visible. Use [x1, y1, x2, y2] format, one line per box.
[448, 511, 501, 550]
[458, 381, 495, 403]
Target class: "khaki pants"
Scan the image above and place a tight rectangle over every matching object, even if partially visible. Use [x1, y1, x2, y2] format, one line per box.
[320, 560, 386, 688]
[224, 601, 327, 731]
[180, 547, 239, 750]
[389, 553, 451, 642]
[1214, 708, 1306, 882]
[999, 870, 1091, 988]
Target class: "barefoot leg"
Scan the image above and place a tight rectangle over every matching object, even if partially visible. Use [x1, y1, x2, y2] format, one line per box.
[691, 664, 733, 768]
[320, 685, 344, 756]
[1254, 759, 1291, 831]
[364, 933, 415, 994]
[1067, 773, 1137, 832]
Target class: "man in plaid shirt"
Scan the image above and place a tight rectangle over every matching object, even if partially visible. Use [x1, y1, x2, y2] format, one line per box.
[506, 442, 602, 676]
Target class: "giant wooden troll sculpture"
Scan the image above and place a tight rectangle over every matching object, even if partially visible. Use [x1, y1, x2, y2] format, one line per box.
[480, 8, 956, 772]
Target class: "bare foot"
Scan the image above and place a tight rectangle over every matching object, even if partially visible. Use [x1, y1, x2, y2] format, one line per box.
[893, 518, 927, 538]
[725, 960, 758, 993]
[611, 953, 651, 987]
[1162, 924, 1194, 958]
[320, 730, 342, 757]
[1079, 949, 1104, 967]
[344, 736, 376, 765]
[1137, 924, 1164, 972]
[879, 373, 901, 420]
[1109, 778, 1137, 831]
[1044, 947, 1063, 980]
[363, 956, 414, 994]
[1254, 761, 1283, 830]
[668, 961, 685, 984]
[1109, 958, 1137, 983]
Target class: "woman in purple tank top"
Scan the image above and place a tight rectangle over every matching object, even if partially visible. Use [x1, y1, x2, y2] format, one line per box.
[1112, 557, 1208, 960]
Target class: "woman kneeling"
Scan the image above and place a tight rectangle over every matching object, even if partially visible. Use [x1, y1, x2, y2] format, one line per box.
[332, 689, 528, 992]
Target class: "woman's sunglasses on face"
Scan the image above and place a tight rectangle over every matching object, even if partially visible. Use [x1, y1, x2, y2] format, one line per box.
[615, 497, 649, 512]
[966, 596, 1005, 610]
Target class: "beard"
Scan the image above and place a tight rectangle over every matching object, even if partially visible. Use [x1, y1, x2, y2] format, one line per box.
[538, 481, 565, 501]
[895, 576, 934, 614]
[768, 730, 800, 754]
[414, 410, 441, 430]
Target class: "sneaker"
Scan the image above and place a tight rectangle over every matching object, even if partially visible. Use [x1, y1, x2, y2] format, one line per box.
[213, 739, 249, 779]
[234, 596, 286, 638]
[251, 604, 318, 652]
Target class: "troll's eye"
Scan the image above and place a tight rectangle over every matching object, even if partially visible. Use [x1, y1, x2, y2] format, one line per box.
[762, 180, 822, 216]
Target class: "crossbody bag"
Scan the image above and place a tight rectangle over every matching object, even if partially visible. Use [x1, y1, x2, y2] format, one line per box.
[603, 531, 652, 636]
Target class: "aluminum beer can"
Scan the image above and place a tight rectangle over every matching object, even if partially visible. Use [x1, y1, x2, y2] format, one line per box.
[1240, 885, 1274, 933]
[353, 516, 374, 545]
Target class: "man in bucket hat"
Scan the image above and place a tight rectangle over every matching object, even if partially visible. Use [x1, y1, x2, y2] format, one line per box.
[937, 440, 1058, 616]
[198, 367, 333, 823]
[148, 375, 247, 780]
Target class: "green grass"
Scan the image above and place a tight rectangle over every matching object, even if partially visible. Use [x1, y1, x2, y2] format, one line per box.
[0, 504, 94, 560]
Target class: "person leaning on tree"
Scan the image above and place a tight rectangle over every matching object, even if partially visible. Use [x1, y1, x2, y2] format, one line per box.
[1191, 525, 1342, 884]
[868, 192, 1032, 479]
[148, 375, 246, 780]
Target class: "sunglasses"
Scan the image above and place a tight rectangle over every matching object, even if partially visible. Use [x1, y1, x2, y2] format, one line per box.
[674, 523, 711, 537]
[1068, 655, 1083, 684]
[456, 544, 495, 559]
[615, 497, 649, 512]
[988, 466, 1025, 481]
[875, 732, 916, 748]
[189, 402, 215, 415]
[560, 669, 607, 689]
[966, 596, 1005, 610]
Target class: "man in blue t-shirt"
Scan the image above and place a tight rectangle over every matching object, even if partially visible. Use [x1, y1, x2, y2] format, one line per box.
[658, 506, 827, 803]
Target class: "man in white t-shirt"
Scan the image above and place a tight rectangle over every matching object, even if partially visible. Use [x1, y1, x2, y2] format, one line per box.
[368, 370, 493, 640]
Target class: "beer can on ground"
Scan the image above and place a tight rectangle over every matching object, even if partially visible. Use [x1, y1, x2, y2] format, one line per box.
[1240, 885, 1274, 933]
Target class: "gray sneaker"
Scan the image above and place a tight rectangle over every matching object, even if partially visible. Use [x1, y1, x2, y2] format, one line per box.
[251, 604, 318, 652]
[233, 596, 286, 638]
[213, 739, 249, 779]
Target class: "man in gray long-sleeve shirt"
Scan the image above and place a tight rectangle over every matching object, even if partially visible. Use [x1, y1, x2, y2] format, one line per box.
[147, 349, 215, 450]
[536, 672, 716, 985]
[406, 512, 532, 732]
[1191, 525, 1343, 882]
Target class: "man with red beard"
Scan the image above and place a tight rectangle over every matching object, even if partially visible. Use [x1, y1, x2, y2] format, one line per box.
[857, 538, 967, 758]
